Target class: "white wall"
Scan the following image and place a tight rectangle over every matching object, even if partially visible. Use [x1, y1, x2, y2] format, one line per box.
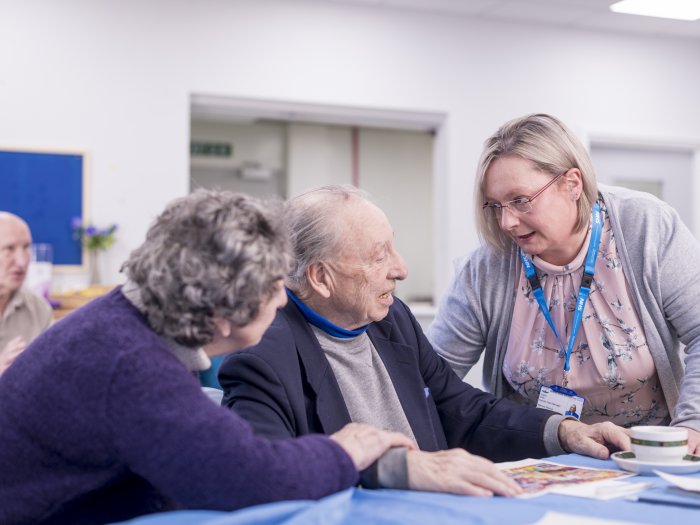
[2, 0, 700, 295]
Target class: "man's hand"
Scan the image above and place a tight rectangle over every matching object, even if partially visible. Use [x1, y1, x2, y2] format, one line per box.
[407, 449, 522, 497]
[558, 420, 630, 459]
[0, 336, 27, 375]
[330, 422, 416, 471]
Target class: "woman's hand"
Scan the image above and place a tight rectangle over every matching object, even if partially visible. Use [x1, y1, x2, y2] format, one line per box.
[683, 427, 700, 455]
[330, 422, 415, 471]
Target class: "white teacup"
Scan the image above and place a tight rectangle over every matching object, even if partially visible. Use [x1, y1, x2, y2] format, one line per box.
[630, 426, 688, 463]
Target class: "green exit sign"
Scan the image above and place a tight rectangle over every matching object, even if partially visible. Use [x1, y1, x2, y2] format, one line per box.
[191, 141, 233, 157]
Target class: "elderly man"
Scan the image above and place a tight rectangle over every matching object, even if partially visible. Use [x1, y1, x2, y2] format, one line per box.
[0, 212, 52, 375]
[219, 185, 630, 496]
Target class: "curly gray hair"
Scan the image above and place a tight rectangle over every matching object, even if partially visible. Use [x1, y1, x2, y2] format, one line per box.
[125, 190, 291, 347]
[285, 185, 370, 295]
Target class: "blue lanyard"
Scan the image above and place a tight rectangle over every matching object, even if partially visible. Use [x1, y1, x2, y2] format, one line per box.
[519, 202, 602, 385]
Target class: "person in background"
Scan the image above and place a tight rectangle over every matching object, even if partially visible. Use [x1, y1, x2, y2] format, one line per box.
[0, 190, 412, 525]
[427, 113, 700, 453]
[0, 211, 52, 375]
[219, 185, 630, 498]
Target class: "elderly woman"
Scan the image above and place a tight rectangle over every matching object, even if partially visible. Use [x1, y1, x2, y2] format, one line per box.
[0, 190, 411, 525]
[428, 113, 700, 453]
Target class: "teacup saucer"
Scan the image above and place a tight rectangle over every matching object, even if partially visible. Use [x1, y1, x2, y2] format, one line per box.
[612, 451, 700, 475]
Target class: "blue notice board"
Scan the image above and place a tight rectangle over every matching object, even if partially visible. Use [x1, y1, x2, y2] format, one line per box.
[0, 150, 84, 265]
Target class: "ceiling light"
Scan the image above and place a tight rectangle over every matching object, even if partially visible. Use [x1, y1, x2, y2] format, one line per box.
[610, 0, 700, 21]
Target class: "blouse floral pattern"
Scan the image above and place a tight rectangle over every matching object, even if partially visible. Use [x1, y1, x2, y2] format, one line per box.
[503, 200, 669, 427]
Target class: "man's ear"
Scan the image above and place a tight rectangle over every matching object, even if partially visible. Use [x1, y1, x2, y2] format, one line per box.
[212, 317, 232, 338]
[306, 262, 332, 299]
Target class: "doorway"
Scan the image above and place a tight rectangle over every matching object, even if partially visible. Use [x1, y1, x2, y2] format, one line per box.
[189, 94, 445, 307]
[590, 143, 695, 233]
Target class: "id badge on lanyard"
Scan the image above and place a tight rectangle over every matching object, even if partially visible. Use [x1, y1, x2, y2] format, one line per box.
[538, 385, 584, 420]
[525, 202, 602, 418]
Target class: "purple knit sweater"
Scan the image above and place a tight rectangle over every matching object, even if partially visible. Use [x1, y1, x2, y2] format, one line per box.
[0, 288, 358, 524]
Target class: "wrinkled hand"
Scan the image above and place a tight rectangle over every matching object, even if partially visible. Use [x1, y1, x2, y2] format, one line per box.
[0, 336, 27, 375]
[330, 422, 416, 471]
[407, 449, 522, 497]
[558, 420, 630, 459]
[682, 427, 700, 455]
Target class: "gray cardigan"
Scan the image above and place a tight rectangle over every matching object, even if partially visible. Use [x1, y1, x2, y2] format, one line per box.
[427, 185, 700, 432]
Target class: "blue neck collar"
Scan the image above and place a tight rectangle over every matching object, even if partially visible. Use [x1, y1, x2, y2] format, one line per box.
[286, 288, 369, 339]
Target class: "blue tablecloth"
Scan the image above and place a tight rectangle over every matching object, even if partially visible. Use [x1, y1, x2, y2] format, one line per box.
[115, 454, 699, 525]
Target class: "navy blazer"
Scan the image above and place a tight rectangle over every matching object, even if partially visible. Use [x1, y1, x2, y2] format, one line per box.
[219, 298, 554, 462]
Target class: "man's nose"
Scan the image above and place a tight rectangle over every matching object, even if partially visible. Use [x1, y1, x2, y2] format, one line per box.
[14, 247, 30, 268]
[389, 251, 408, 281]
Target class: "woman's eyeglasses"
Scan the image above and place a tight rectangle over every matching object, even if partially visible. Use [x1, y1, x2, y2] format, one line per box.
[482, 172, 565, 215]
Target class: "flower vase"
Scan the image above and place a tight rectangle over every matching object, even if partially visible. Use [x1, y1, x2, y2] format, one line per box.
[88, 250, 101, 286]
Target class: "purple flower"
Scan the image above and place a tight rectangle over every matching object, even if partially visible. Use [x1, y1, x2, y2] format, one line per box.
[73, 220, 118, 251]
[71, 216, 83, 230]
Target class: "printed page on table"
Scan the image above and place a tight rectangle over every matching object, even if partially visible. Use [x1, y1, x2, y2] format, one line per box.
[498, 459, 638, 499]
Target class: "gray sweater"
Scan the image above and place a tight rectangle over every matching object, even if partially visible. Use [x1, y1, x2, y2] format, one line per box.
[428, 185, 700, 432]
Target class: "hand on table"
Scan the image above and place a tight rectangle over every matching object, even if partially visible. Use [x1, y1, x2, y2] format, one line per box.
[0, 336, 27, 375]
[407, 449, 522, 497]
[681, 427, 700, 455]
[330, 422, 416, 471]
[558, 420, 630, 459]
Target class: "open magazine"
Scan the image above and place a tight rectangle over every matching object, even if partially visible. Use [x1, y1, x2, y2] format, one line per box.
[498, 459, 638, 498]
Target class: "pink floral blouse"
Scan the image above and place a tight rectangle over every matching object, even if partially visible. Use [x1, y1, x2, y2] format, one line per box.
[503, 201, 669, 427]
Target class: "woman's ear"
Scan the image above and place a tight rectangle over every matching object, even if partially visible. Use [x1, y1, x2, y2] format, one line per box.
[306, 262, 332, 299]
[565, 168, 583, 201]
[212, 317, 231, 338]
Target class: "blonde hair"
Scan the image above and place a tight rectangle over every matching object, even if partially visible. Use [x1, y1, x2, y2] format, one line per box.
[475, 113, 598, 252]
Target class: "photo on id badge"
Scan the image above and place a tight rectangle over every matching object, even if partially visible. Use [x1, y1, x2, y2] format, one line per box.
[537, 385, 584, 420]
